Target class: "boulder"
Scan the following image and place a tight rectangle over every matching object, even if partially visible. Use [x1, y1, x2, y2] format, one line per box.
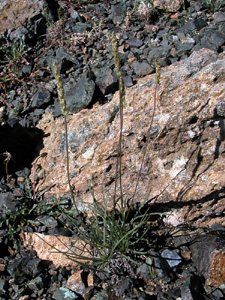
[153, 0, 184, 12]
[33, 48, 225, 228]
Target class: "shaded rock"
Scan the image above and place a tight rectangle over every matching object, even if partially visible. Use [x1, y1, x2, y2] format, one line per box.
[0, 121, 42, 178]
[7, 250, 41, 278]
[198, 30, 225, 51]
[190, 233, 225, 288]
[0, 192, 16, 217]
[23, 233, 92, 269]
[153, 0, 184, 12]
[31, 87, 51, 108]
[95, 68, 118, 95]
[20, 13, 47, 46]
[65, 71, 95, 113]
[161, 249, 182, 268]
[147, 45, 171, 66]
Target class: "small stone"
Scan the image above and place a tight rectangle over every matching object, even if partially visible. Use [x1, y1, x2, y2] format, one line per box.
[53, 287, 78, 300]
[161, 249, 182, 268]
[215, 100, 225, 117]
[31, 87, 51, 109]
[27, 276, 43, 290]
[127, 37, 143, 48]
[66, 270, 86, 294]
[131, 61, 154, 77]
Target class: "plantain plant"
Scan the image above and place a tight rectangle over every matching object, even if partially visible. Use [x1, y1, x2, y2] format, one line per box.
[51, 34, 163, 271]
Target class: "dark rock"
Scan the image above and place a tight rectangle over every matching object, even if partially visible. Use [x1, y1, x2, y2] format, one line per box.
[35, 215, 58, 229]
[0, 277, 6, 294]
[55, 48, 75, 74]
[112, 277, 133, 299]
[0, 192, 16, 217]
[175, 43, 193, 57]
[0, 122, 43, 178]
[69, 9, 82, 22]
[72, 22, 90, 33]
[131, 60, 154, 77]
[31, 87, 51, 108]
[65, 71, 95, 113]
[7, 251, 39, 279]
[53, 287, 78, 299]
[136, 263, 150, 281]
[95, 68, 118, 95]
[190, 233, 225, 287]
[123, 75, 134, 87]
[27, 275, 44, 290]
[161, 249, 182, 268]
[48, 227, 71, 236]
[147, 45, 171, 66]
[194, 18, 207, 30]
[127, 37, 144, 48]
[110, 2, 127, 24]
[198, 30, 225, 51]
[22, 13, 47, 46]
[213, 12, 225, 24]
[22, 64, 32, 76]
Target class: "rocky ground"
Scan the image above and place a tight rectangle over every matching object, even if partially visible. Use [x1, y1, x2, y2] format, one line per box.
[0, 0, 225, 299]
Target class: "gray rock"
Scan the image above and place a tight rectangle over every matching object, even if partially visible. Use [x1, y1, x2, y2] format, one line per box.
[65, 71, 95, 113]
[161, 249, 182, 268]
[175, 43, 194, 57]
[215, 99, 225, 117]
[199, 30, 225, 51]
[127, 37, 144, 48]
[31, 87, 51, 108]
[123, 76, 133, 87]
[53, 287, 78, 300]
[147, 45, 171, 65]
[35, 215, 58, 229]
[27, 275, 43, 290]
[131, 61, 154, 77]
[213, 12, 225, 24]
[0, 192, 16, 217]
[95, 68, 118, 95]
[72, 22, 89, 33]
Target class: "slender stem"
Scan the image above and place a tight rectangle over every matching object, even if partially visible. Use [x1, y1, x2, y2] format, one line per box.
[132, 60, 160, 201]
[53, 62, 77, 210]
[111, 34, 125, 216]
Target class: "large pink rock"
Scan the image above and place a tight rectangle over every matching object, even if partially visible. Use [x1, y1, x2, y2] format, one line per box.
[0, 0, 45, 34]
[24, 233, 91, 268]
[33, 48, 225, 228]
[153, 0, 184, 12]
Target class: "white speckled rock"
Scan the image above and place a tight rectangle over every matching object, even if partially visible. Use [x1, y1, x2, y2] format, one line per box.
[33, 48, 225, 228]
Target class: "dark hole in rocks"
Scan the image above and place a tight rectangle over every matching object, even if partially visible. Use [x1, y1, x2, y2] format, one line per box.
[0, 121, 44, 179]
[189, 115, 198, 124]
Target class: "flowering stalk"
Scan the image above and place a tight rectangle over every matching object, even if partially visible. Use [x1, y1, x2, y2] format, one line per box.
[53, 62, 76, 208]
[111, 33, 125, 212]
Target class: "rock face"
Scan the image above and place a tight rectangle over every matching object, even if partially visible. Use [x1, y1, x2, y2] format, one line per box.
[153, 0, 184, 12]
[34, 48, 225, 228]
